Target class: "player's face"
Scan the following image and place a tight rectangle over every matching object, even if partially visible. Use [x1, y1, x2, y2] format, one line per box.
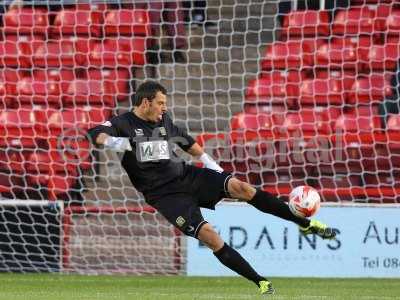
[146, 91, 168, 122]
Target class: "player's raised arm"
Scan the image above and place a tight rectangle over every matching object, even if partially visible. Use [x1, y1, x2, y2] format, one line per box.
[88, 120, 132, 152]
[187, 142, 223, 173]
[164, 113, 223, 172]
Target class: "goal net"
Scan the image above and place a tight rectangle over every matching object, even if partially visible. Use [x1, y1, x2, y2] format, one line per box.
[0, 0, 399, 274]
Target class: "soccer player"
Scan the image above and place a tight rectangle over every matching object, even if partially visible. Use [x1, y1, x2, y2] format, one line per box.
[88, 81, 336, 295]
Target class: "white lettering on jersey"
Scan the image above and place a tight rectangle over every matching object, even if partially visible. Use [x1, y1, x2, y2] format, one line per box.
[139, 141, 170, 162]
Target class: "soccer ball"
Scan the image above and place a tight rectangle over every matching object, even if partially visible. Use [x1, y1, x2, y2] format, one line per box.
[288, 186, 321, 218]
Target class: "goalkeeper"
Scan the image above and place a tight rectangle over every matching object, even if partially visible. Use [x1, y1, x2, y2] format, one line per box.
[88, 81, 336, 295]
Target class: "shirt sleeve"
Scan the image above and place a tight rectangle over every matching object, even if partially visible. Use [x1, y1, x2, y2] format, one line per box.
[87, 118, 121, 146]
[164, 114, 196, 152]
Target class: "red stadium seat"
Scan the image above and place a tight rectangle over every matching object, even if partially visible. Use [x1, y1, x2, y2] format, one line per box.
[315, 37, 370, 71]
[0, 149, 27, 174]
[383, 8, 400, 36]
[245, 71, 301, 104]
[33, 38, 92, 67]
[38, 69, 75, 95]
[298, 77, 344, 105]
[104, 9, 149, 36]
[0, 35, 44, 68]
[87, 69, 130, 101]
[314, 171, 363, 202]
[261, 40, 316, 70]
[262, 172, 308, 196]
[281, 10, 329, 38]
[3, 7, 48, 36]
[335, 109, 382, 133]
[51, 7, 104, 37]
[47, 107, 110, 134]
[316, 70, 356, 92]
[332, 7, 377, 36]
[89, 37, 146, 68]
[230, 112, 282, 132]
[364, 173, 400, 189]
[0, 69, 21, 108]
[26, 145, 78, 174]
[25, 150, 78, 200]
[367, 40, 400, 71]
[272, 138, 315, 176]
[243, 103, 286, 115]
[386, 116, 400, 175]
[282, 108, 339, 135]
[337, 140, 389, 172]
[387, 114, 400, 131]
[15, 75, 63, 106]
[313, 141, 366, 197]
[63, 79, 115, 107]
[46, 108, 108, 171]
[347, 73, 393, 104]
[0, 110, 47, 148]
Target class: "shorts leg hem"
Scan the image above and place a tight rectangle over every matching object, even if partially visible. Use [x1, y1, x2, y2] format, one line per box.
[194, 220, 208, 238]
[224, 174, 233, 198]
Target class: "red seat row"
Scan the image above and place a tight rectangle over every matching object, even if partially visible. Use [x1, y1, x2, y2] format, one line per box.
[2, 6, 150, 37]
[0, 68, 130, 108]
[230, 106, 389, 135]
[281, 6, 400, 38]
[0, 147, 82, 200]
[0, 106, 110, 199]
[0, 35, 146, 68]
[0, 107, 110, 145]
[261, 37, 400, 71]
[246, 71, 393, 105]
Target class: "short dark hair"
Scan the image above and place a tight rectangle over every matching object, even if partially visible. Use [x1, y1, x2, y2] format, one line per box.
[132, 81, 167, 106]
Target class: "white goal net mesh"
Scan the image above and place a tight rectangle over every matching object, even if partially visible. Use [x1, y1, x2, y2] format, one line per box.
[0, 0, 399, 274]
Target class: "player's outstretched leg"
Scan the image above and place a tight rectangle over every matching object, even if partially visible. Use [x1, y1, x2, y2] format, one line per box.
[197, 223, 275, 295]
[250, 189, 336, 240]
[227, 178, 336, 240]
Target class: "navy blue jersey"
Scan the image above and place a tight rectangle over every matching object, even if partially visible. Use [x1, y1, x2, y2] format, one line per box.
[88, 112, 196, 194]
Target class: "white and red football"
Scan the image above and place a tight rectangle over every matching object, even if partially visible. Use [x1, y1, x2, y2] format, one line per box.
[288, 185, 321, 218]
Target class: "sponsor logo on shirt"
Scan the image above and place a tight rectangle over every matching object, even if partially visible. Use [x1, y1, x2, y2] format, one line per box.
[138, 141, 170, 162]
[135, 128, 144, 136]
[101, 121, 112, 127]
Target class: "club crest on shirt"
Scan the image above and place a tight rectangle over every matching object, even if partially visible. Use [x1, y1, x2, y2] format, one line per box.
[134, 128, 144, 136]
[159, 127, 167, 136]
[176, 216, 186, 227]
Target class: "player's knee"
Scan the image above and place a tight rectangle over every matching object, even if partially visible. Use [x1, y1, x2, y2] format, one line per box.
[197, 223, 224, 252]
[228, 178, 255, 201]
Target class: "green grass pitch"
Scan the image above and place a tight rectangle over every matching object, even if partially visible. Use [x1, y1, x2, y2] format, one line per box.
[0, 274, 399, 300]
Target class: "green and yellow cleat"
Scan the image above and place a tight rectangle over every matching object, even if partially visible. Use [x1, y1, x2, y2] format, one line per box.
[300, 219, 337, 240]
[259, 280, 275, 295]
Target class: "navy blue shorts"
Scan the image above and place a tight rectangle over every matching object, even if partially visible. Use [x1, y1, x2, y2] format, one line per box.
[145, 165, 232, 238]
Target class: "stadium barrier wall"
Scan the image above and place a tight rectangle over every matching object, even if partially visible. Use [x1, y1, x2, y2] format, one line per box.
[187, 203, 400, 278]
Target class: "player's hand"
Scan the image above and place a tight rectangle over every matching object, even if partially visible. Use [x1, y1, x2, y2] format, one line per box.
[200, 153, 224, 173]
[104, 137, 132, 152]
